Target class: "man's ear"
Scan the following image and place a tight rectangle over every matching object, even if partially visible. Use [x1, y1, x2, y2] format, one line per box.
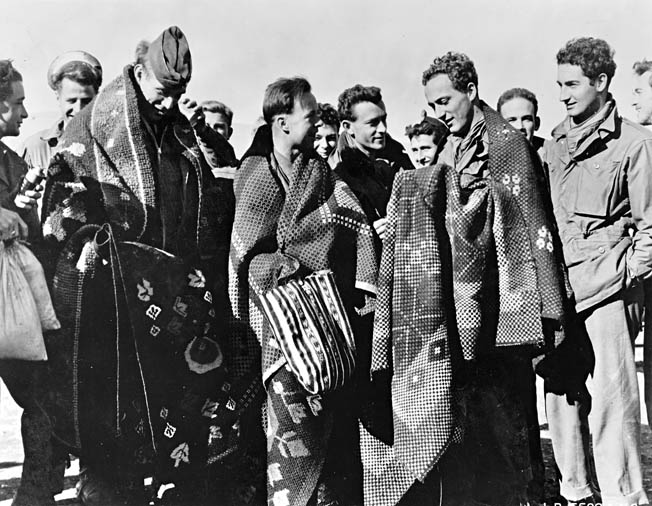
[341, 119, 354, 137]
[595, 72, 609, 93]
[466, 82, 478, 102]
[134, 63, 145, 84]
[274, 114, 288, 133]
[535, 116, 541, 132]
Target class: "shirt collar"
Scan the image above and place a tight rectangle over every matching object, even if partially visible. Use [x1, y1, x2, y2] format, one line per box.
[40, 118, 65, 144]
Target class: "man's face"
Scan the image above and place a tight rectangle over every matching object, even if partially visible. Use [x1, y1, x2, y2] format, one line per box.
[410, 134, 437, 168]
[56, 77, 97, 126]
[632, 71, 652, 126]
[284, 92, 319, 149]
[424, 74, 475, 136]
[314, 121, 338, 159]
[344, 101, 387, 155]
[499, 96, 539, 142]
[135, 64, 186, 122]
[0, 81, 28, 138]
[204, 111, 232, 139]
[557, 63, 604, 124]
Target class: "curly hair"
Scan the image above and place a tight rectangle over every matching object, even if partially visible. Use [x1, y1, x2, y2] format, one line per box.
[0, 60, 23, 102]
[405, 117, 448, 144]
[422, 52, 478, 91]
[262, 77, 312, 124]
[497, 87, 538, 116]
[317, 103, 339, 128]
[557, 37, 616, 83]
[633, 59, 652, 87]
[337, 84, 383, 122]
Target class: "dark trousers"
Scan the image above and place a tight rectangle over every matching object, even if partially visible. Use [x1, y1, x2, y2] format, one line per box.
[0, 359, 63, 504]
[644, 278, 652, 427]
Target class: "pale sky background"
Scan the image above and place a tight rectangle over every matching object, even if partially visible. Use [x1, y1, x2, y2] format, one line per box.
[2, 0, 652, 156]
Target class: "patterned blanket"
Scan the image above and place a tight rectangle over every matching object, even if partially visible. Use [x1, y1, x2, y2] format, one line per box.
[363, 106, 574, 506]
[37, 65, 235, 481]
[229, 125, 377, 506]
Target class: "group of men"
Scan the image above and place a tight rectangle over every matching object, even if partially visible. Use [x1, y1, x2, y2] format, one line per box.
[1, 24, 652, 506]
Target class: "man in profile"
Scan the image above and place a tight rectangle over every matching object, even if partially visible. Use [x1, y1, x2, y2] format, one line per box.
[334, 84, 413, 247]
[229, 76, 377, 506]
[544, 37, 652, 506]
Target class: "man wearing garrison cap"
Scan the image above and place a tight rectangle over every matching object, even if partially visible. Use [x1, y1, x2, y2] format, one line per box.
[38, 26, 236, 505]
[21, 50, 102, 172]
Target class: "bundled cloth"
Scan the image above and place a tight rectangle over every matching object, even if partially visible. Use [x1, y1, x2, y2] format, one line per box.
[46, 223, 238, 482]
[229, 125, 377, 506]
[0, 240, 60, 361]
[363, 107, 577, 506]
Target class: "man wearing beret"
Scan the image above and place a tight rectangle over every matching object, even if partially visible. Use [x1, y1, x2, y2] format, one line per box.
[21, 51, 103, 172]
[39, 26, 235, 505]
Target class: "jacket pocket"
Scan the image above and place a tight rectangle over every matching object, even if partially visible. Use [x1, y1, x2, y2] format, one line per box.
[573, 160, 620, 217]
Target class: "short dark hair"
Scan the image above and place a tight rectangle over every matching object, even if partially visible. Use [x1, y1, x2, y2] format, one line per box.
[52, 61, 102, 92]
[633, 59, 652, 88]
[497, 87, 539, 116]
[422, 52, 478, 92]
[337, 84, 383, 122]
[201, 100, 233, 125]
[405, 118, 449, 144]
[557, 37, 616, 84]
[0, 60, 23, 101]
[262, 77, 312, 124]
[317, 103, 339, 128]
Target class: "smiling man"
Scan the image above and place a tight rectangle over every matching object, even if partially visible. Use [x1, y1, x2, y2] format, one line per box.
[404, 115, 448, 168]
[414, 51, 576, 506]
[334, 84, 413, 250]
[21, 51, 102, 172]
[544, 37, 652, 506]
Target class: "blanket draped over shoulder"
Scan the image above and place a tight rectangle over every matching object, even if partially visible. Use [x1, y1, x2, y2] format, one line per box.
[38, 65, 235, 479]
[229, 125, 377, 506]
[363, 106, 574, 506]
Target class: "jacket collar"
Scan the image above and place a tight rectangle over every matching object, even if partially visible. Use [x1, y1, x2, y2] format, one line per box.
[551, 97, 618, 142]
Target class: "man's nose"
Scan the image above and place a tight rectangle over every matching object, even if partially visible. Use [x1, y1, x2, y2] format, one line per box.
[559, 86, 570, 102]
[161, 96, 175, 111]
[377, 120, 387, 133]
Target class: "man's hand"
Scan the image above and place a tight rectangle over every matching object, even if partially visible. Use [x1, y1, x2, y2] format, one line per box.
[373, 217, 388, 241]
[0, 207, 28, 240]
[14, 185, 43, 210]
[179, 97, 205, 128]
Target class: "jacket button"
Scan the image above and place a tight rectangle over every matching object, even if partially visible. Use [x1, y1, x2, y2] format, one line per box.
[598, 246, 605, 254]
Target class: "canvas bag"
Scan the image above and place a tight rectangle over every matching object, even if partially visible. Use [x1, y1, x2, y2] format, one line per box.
[0, 240, 48, 360]
[7, 241, 61, 331]
[258, 269, 356, 394]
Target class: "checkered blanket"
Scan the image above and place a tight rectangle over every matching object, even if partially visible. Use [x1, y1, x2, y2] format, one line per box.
[229, 125, 377, 505]
[363, 105, 573, 506]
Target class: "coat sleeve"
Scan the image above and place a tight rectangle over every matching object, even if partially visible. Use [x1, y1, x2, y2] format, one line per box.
[625, 138, 652, 282]
[193, 121, 238, 169]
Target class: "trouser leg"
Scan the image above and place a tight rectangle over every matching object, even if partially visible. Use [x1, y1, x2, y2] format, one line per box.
[585, 289, 647, 506]
[643, 278, 652, 426]
[0, 360, 55, 505]
[547, 289, 648, 506]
